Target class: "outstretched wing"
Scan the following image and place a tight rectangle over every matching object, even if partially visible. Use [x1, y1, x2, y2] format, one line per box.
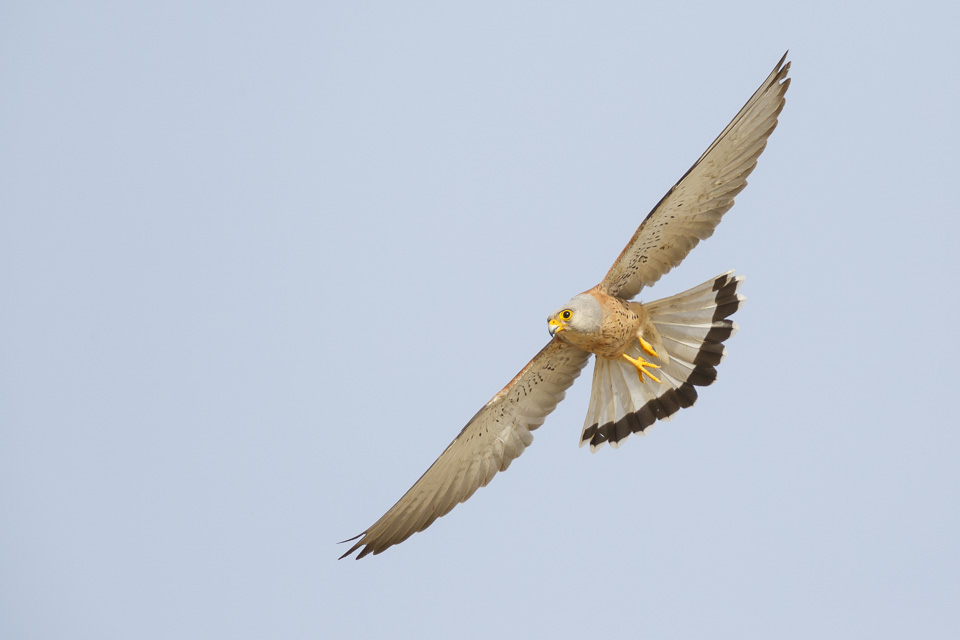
[340, 339, 591, 559]
[600, 53, 791, 300]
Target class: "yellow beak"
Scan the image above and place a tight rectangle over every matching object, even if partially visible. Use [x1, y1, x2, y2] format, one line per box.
[548, 318, 565, 337]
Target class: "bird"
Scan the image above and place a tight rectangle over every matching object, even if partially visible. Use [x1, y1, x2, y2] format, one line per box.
[340, 53, 791, 559]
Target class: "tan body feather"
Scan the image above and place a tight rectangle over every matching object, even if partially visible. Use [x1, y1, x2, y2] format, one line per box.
[555, 288, 662, 363]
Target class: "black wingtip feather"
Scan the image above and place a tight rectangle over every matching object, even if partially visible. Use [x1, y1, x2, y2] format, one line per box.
[338, 533, 368, 560]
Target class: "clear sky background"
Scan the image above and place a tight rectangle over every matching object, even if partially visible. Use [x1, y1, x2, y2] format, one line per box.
[2, 2, 959, 639]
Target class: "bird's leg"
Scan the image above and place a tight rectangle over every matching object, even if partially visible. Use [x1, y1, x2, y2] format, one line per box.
[638, 336, 659, 359]
[622, 353, 661, 384]
[622, 334, 661, 383]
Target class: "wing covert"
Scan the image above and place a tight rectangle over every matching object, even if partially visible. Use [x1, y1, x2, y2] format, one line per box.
[340, 339, 591, 559]
[600, 53, 791, 299]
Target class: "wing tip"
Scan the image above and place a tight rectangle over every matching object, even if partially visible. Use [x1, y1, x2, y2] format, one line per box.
[337, 532, 370, 560]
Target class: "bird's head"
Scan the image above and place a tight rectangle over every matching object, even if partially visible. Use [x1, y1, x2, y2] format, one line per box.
[547, 293, 602, 339]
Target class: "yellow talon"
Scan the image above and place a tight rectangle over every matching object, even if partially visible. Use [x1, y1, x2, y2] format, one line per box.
[622, 353, 661, 384]
[639, 336, 659, 359]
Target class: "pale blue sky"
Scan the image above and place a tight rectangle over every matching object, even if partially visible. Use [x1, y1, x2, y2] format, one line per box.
[2, 2, 959, 638]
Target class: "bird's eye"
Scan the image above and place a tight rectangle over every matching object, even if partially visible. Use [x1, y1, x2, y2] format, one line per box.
[560, 309, 572, 321]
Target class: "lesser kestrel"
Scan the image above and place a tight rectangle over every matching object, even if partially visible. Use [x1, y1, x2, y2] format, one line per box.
[341, 53, 790, 559]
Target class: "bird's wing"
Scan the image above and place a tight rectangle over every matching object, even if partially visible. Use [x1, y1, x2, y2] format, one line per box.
[600, 53, 791, 300]
[340, 339, 591, 559]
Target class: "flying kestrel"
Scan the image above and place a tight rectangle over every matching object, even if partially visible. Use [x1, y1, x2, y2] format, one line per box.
[341, 54, 790, 559]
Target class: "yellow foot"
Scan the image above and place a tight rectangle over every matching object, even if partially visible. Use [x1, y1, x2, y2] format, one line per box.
[622, 353, 661, 384]
[638, 336, 659, 359]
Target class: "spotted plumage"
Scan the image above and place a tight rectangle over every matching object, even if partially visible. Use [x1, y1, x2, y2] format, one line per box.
[341, 54, 790, 559]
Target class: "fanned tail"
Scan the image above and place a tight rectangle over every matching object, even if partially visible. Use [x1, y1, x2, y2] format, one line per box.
[580, 271, 744, 451]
